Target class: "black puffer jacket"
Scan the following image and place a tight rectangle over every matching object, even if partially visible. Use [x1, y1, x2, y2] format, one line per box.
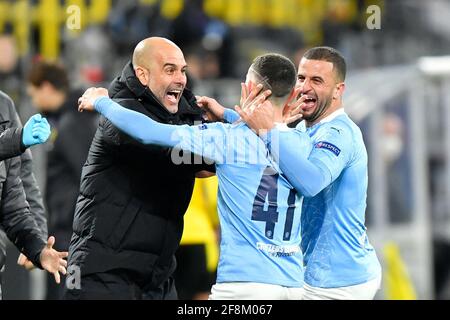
[68, 62, 210, 289]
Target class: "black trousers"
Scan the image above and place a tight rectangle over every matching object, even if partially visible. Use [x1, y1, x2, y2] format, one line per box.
[46, 272, 66, 300]
[63, 270, 178, 300]
[173, 244, 214, 299]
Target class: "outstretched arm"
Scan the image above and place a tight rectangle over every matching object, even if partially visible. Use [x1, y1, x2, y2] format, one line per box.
[94, 96, 184, 147]
[78, 88, 226, 163]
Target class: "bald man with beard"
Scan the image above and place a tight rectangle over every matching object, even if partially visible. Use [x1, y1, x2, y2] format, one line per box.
[64, 38, 213, 300]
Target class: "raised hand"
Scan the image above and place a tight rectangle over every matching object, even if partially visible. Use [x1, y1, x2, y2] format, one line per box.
[39, 236, 68, 284]
[234, 82, 274, 134]
[196, 96, 226, 122]
[282, 86, 305, 125]
[240, 83, 271, 112]
[22, 114, 51, 147]
[236, 100, 276, 134]
[78, 87, 109, 112]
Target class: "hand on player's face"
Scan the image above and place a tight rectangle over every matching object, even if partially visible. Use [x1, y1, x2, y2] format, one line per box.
[283, 85, 305, 125]
[236, 99, 276, 134]
[240, 82, 271, 113]
[78, 87, 109, 112]
[235, 81, 275, 134]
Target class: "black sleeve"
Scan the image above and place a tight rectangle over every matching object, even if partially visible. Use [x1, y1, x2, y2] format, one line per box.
[100, 115, 172, 153]
[0, 126, 26, 161]
[0, 156, 46, 269]
[99, 98, 174, 151]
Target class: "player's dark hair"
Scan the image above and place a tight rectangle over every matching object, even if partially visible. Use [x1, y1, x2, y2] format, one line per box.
[303, 46, 346, 82]
[250, 53, 296, 98]
[27, 60, 69, 92]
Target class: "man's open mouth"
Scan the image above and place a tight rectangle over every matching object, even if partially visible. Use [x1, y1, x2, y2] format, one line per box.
[166, 90, 182, 103]
[302, 95, 317, 110]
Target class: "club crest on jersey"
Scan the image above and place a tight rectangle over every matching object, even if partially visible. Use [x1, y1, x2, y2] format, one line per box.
[315, 141, 341, 156]
[197, 124, 208, 130]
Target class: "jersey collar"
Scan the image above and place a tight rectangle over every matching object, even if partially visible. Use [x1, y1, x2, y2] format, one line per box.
[295, 108, 346, 134]
[274, 122, 290, 131]
[319, 108, 346, 124]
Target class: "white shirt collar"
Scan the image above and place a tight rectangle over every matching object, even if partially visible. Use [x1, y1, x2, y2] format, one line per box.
[296, 108, 346, 132]
[292, 108, 347, 132]
[274, 122, 290, 131]
[319, 108, 346, 124]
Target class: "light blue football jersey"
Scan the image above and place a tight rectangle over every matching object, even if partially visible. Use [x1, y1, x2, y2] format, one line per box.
[296, 110, 382, 288]
[181, 122, 307, 287]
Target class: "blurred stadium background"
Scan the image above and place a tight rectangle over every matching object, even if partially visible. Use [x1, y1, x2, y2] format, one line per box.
[1, 0, 450, 300]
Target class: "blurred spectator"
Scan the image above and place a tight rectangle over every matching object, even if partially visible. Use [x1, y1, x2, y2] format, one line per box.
[321, 0, 362, 49]
[382, 112, 410, 224]
[62, 26, 113, 88]
[0, 35, 18, 75]
[0, 33, 22, 104]
[185, 46, 221, 82]
[173, 177, 219, 300]
[26, 61, 98, 299]
[169, 0, 209, 49]
[382, 113, 404, 165]
[169, 0, 235, 77]
[108, 0, 171, 57]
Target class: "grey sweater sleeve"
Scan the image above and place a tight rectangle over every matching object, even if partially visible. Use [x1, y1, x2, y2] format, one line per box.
[0, 91, 48, 238]
[0, 155, 46, 268]
[0, 126, 25, 161]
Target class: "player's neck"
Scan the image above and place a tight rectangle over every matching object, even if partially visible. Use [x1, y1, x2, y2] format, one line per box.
[306, 102, 342, 127]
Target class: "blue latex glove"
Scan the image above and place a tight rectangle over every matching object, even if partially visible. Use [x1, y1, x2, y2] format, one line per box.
[22, 114, 51, 147]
